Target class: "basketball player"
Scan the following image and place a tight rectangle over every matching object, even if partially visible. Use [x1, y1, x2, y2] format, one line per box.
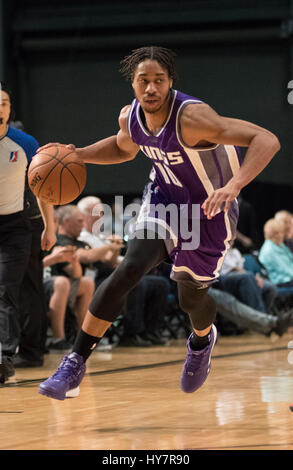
[38, 47, 280, 400]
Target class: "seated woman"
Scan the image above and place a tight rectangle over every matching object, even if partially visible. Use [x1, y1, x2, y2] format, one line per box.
[259, 218, 293, 287]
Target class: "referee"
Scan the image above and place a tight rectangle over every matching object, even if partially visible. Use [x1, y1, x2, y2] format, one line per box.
[0, 82, 56, 383]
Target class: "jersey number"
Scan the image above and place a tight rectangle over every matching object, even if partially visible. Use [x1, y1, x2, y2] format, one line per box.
[154, 162, 183, 187]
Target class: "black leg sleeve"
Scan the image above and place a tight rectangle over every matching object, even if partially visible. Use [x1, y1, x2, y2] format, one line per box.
[177, 281, 217, 331]
[89, 234, 168, 322]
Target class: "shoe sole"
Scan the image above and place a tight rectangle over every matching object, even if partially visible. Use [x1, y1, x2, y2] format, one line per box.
[38, 385, 80, 400]
[181, 324, 218, 393]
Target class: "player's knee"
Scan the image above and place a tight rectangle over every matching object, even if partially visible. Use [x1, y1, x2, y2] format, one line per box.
[179, 289, 217, 330]
[178, 284, 207, 314]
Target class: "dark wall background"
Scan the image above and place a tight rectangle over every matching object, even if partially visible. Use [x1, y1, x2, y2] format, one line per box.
[1, 0, 293, 238]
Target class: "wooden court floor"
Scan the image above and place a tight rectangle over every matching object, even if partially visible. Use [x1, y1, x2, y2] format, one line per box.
[1, 331, 293, 451]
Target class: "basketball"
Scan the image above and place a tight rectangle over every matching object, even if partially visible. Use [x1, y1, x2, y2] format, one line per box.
[28, 145, 87, 205]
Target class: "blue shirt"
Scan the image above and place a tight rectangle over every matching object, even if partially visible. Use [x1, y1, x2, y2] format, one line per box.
[259, 240, 293, 284]
[0, 126, 39, 215]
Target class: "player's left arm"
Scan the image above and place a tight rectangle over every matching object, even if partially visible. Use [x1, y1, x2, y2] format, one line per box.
[181, 103, 280, 218]
[37, 199, 57, 250]
[25, 135, 57, 250]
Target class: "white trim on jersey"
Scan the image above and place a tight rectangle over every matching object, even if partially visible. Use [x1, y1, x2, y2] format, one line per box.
[136, 90, 178, 137]
[172, 264, 217, 281]
[224, 145, 241, 175]
[136, 215, 178, 246]
[172, 210, 234, 281]
[135, 183, 178, 247]
[136, 106, 149, 137]
[213, 210, 233, 276]
[183, 148, 215, 197]
[175, 99, 219, 151]
[127, 100, 136, 139]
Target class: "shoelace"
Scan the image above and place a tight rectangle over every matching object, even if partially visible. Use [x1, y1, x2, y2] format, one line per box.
[51, 356, 81, 382]
[185, 348, 208, 372]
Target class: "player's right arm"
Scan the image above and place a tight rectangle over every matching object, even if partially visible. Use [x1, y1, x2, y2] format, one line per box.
[37, 105, 140, 165]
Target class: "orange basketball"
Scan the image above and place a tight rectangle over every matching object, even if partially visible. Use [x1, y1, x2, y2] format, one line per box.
[28, 145, 87, 205]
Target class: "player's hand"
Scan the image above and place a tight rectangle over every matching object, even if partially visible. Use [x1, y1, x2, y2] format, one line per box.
[37, 143, 76, 153]
[202, 181, 241, 219]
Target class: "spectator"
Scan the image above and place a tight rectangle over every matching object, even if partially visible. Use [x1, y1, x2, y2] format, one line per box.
[47, 205, 96, 350]
[287, 220, 293, 253]
[43, 245, 82, 351]
[275, 210, 293, 253]
[209, 287, 293, 337]
[0, 83, 55, 383]
[157, 262, 292, 339]
[119, 273, 170, 346]
[218, 244, 277, 313]
[77, 196, 170, 346]
[259, 218, 293, 287]
[77, 196, 124, 282]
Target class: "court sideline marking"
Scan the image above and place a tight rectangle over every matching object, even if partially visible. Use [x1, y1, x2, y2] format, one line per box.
[0, 345, 287, 389]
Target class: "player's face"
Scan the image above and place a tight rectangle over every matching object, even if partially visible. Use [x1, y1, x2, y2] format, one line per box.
[0, 91, 11, 127]
[132, 60, 173, 114]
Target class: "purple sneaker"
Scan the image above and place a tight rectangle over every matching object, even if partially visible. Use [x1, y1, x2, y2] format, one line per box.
[181, 325, 217, 393]
[38, 353, 86, 401]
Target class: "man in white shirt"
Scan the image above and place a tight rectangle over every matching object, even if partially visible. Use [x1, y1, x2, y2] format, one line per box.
[77, 196, 170, 347]
[77, 196, 123, 273]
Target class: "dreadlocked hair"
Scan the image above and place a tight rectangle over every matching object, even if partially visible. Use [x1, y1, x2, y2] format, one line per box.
[119, 46, 177, 82]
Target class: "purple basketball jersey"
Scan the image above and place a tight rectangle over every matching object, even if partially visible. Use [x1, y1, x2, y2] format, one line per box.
[128, 89, 239, 285]
[129, 90, 241, 214]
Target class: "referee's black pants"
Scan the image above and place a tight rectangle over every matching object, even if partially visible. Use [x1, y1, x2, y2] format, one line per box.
[0, 212, 32, 358]
[18, 217, 48, 361]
